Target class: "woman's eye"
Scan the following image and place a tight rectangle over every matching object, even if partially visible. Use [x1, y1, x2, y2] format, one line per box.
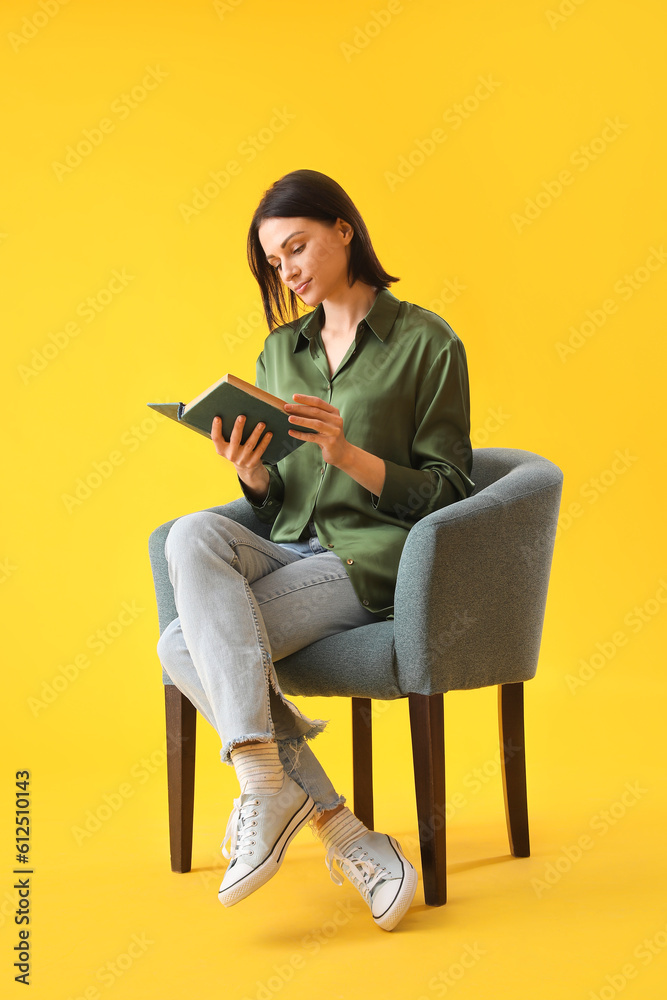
[270, 244, 305, 269]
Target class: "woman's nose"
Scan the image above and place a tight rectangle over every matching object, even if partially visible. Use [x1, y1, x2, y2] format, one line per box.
[281, 258, 299, 283]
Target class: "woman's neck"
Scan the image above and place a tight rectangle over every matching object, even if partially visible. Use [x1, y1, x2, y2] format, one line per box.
[319, 281, 379, 339]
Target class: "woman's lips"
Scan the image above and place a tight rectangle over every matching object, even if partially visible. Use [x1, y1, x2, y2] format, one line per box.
[294, 279, 311, 294]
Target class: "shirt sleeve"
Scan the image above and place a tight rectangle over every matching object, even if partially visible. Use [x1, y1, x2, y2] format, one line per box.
[237, 349, 286, 524]
[369, 335, 475, 524]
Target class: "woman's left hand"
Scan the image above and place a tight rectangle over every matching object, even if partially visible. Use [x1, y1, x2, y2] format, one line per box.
[284, 394, 350, 467]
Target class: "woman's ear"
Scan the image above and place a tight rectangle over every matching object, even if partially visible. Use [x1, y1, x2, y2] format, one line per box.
[337, 218, 354, 244]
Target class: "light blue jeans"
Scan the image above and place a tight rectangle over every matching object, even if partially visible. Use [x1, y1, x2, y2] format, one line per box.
[156, 511, 379, 813]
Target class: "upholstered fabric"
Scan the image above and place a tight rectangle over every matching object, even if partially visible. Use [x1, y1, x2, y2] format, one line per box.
[148, 448, 563, 699]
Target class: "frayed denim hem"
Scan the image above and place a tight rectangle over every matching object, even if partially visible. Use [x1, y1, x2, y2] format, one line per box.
[220, 719, 329, 767]
[312, 794, 347, 817]
[220, 732, 275, 766]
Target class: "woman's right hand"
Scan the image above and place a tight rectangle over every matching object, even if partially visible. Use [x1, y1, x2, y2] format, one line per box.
[210, 415, 271, 499]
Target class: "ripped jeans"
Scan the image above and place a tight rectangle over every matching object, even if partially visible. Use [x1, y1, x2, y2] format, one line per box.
[156, 511, 379, 814]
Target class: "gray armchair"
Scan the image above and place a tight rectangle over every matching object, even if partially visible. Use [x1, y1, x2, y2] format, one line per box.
[148, 447, 563, 905]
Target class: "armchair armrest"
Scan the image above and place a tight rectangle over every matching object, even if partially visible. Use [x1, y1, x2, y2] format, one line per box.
[393, 452, 563, 695]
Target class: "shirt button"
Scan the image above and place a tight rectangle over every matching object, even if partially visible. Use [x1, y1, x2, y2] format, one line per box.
[362, 599, 369, 605]
[327, 543, 334, 548]
[346, 558, 354, 565]
[321, 467, 325, 475]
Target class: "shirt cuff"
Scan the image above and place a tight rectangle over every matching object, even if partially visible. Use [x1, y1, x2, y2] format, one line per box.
[238, 464, 285, 518]
[370, 458, 471, 522]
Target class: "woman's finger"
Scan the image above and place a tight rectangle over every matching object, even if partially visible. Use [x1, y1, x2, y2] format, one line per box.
[246, 419, 267, 443]
[211, 416, 230, 454]
[288, 413, 342, 433]
[253, 428, 273, 456]
[228, 414, 246, 450]
[285, 404, 332, 420]
[287, 393, 337, 412]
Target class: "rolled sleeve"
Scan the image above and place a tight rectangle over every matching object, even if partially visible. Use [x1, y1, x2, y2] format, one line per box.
[369, 337, 475, 523]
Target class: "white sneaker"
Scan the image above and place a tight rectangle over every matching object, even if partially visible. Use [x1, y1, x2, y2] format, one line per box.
[325, 831, 418, 930]
[218, 771, 315, 907]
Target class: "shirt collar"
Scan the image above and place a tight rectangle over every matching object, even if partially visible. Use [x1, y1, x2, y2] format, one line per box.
[291, 287, 401, 353]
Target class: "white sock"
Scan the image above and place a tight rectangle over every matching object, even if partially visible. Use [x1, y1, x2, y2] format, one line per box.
[230, 742, 284, 795]
[317, 806, 369, 855]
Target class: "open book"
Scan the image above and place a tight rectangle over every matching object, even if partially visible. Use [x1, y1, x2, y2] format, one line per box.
[147, 373, 315, 465]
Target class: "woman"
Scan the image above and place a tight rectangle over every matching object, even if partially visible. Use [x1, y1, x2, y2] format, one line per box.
[157, 169, 475, 931]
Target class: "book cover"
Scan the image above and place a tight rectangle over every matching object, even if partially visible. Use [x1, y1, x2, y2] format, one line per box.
[147, 373, 315, 465]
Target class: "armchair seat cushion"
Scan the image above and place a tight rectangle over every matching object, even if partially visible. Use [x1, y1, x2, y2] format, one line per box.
[274, 620, 400, 700]
[149, 448, 563, 701]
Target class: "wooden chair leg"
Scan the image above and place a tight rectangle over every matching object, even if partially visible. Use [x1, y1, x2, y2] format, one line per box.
[351, 697, 374, 830]
[498, 682, 530, 857]
[164, 685, 197, 873]
[409, 693, 446, 906]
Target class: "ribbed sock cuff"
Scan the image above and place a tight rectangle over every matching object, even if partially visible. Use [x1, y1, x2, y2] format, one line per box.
[230, 741, 284, 795]
[317, 806, 369, 855]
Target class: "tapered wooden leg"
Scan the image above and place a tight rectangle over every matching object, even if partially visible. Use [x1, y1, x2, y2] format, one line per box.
[164, 685, 197, 873]
[409, 693, 446, 906]
[498, 682, 530, 857]
[351, 697, 374, 830]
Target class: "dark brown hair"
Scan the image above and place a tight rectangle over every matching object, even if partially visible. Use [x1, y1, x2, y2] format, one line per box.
[247, 169, 400, 331]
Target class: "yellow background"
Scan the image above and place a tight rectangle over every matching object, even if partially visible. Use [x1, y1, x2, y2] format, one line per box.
[2, 0, 666, 997]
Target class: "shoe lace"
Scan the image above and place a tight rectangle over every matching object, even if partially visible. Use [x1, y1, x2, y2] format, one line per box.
[221, 796, 260, 863]
[325, 844, 390, 904]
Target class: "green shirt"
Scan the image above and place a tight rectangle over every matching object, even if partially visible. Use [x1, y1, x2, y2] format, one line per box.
[237, 287, 475, 620]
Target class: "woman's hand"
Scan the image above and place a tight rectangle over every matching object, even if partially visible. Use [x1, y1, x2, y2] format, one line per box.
[284, 394, 385, 494]
[210, 415, 271, 499]
[283, 394, 351, 467]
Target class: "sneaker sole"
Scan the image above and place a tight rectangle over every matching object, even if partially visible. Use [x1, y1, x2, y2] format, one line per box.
[218, 795, 316, 907]
[373, 837, 419, 932]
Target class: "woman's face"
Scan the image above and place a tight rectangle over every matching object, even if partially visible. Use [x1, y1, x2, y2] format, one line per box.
[258, 216, 353, 305]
